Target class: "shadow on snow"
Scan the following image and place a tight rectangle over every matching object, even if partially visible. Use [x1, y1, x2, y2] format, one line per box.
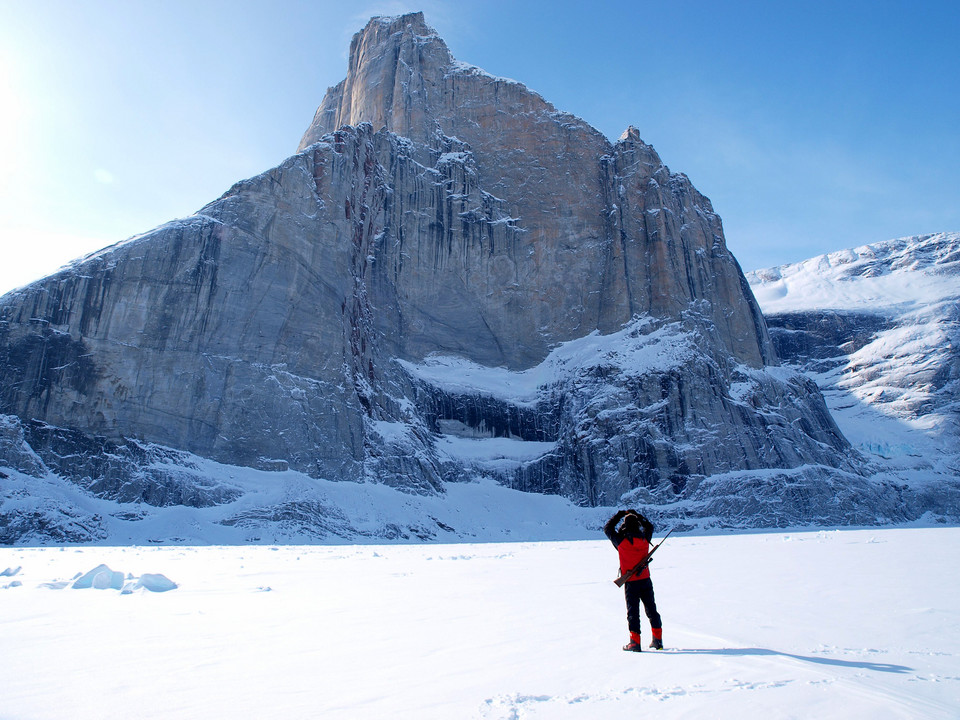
[667, 647, 912, 674]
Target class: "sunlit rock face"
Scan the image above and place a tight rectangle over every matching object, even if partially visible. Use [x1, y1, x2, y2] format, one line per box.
[300, 13, 773, 370]
[1, 13, 892, 543]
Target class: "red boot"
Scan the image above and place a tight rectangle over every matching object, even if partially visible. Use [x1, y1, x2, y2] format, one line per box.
[649, 627, 663, 650]
[622, 631, 643, 652]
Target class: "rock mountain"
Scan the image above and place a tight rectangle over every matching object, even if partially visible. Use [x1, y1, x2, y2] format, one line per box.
[1, 13, 940, 543]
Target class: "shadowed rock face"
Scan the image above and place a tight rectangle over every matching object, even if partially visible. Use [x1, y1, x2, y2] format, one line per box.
[765, 312, 895, 370]
[0, 13, 864, 531]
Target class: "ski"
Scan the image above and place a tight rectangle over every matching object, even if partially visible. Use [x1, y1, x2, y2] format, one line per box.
[614, 528, 674, 587]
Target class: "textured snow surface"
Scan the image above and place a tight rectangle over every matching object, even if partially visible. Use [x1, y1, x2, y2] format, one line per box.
[0, 454, 606, 545]
[2, 528, 958, 719]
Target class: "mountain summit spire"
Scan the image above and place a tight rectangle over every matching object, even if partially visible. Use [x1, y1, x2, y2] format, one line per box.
[300, 14, 774, 367]
[299, 11, 453, 146]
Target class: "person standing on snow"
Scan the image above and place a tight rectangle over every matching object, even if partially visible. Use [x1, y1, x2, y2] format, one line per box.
[604, 508, 664, 651]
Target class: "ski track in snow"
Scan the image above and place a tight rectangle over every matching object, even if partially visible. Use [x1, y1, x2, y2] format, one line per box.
[2, 528, 958, 720]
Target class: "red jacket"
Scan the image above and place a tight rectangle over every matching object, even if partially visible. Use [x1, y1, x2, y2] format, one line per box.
[604, 510, 656, 582]
[616, 536, 651, 580]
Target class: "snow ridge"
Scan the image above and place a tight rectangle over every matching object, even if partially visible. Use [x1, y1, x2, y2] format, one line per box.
[397, 316, 693, 407]
[746, 231, 960, 315]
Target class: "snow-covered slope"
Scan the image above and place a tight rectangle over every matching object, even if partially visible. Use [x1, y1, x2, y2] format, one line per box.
[3, 529, 958, 719]
[747, 232, 960, 495]
[0, 440, 606, 545]
[748, 232, 960, 314]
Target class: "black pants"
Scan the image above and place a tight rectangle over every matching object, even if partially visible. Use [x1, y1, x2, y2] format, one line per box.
[624, 577, 662, 634]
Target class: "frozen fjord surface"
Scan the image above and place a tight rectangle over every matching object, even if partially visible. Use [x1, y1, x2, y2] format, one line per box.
[2, 527, 958, 719]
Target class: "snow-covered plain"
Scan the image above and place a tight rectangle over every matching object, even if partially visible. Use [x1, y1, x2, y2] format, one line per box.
[3, 528, 958, 719]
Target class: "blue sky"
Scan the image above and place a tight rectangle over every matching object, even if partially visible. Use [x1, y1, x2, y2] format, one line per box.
[1, 0, 957, 295]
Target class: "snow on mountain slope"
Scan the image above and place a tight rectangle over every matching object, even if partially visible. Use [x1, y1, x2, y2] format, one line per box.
[748, 232, 960, 314]
[2, 528, 958, 719]
[747, 232, 960, 489]
[0, 445, 606, 546]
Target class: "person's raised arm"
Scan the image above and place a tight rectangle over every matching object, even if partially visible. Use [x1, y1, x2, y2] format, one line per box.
[603, 509, 629, 544]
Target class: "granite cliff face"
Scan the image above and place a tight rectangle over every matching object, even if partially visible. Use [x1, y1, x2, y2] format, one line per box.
[299, 15, 772, 370]
[0, 13, 904, 543]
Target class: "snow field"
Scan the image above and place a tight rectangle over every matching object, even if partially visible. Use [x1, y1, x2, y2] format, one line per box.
[1, 528, 958, 719]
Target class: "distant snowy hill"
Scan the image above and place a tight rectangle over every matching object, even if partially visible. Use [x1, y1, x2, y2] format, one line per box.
[748, 231, 960, 314]
[746, 232, 960, 504]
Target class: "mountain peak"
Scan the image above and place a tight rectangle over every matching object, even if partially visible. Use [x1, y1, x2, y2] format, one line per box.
[299, 11, 453, 146]
[747, 231, 960, 315]
[0, 11, 896, 543]
[351, 11, 444, 60]
[366, 11, 431, 35]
